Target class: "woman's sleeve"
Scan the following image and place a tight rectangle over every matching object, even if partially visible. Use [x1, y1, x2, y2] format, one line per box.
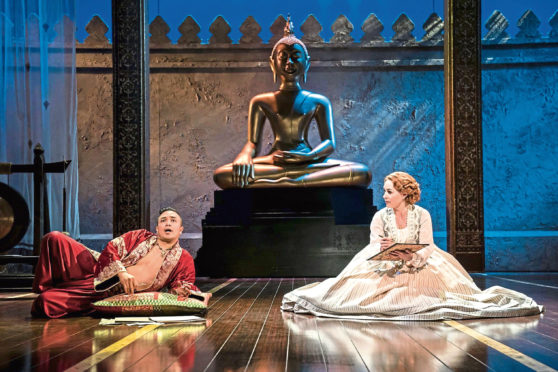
[369, 211, 384, 245]
[406, 209, 435, 268]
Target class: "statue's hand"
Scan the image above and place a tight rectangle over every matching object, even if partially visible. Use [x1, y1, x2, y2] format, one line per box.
[232, 153, 255, 188]
[273, 150, 314, 164]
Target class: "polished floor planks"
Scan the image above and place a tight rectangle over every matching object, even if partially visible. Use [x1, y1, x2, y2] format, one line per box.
[0, 273, 557, 371]
[91, 279, 233, 371]
[244, 278, 295, 371]
[201, 278, 289, 371]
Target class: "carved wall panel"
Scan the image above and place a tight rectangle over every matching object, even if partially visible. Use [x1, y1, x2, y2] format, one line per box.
[112, 0, 150, 236]
[444, 0, 484, 270]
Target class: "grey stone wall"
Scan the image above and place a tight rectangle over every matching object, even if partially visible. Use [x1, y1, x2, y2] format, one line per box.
[483, 65, 558, 270]
[76, 11, 558, 269]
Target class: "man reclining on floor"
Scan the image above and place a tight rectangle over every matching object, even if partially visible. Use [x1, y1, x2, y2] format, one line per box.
[32, 207, 211, 318]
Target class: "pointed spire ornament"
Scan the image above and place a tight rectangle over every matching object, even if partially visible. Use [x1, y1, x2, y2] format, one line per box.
[284, 14, 294, 36]
[271, 14, 308, 57]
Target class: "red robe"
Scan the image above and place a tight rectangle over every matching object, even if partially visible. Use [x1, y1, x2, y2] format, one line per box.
[32, 230, 198, 318]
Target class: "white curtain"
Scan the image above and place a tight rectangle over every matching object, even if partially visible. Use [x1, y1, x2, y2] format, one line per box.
[0, 0, 79, 247]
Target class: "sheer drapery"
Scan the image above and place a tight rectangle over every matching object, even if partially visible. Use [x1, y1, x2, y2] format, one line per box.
[0, 0, 79, 247]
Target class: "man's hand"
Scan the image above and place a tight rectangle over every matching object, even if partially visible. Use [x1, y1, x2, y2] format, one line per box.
[118, 271, 137, 295]
[171, 282, 193, 297]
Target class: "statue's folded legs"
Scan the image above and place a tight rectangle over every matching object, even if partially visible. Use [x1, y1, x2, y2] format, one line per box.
[214, 159, 371, 188]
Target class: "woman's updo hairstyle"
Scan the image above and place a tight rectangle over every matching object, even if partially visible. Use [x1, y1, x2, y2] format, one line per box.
[385, 171, 421, 205]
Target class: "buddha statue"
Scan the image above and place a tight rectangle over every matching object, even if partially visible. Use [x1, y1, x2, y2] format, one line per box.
[213, 17, 371, 189]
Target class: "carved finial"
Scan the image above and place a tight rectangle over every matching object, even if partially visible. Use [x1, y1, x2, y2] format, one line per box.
[84, 15, 109, 46]
[392, 13, 416, 44]
[52, 15, 75, 46]
[240, 16, 262, 44]
[330, 15, 354, 44]
[178, 16, 201, 45]
[484, 10, 509, 43]
[300, 14, 323, 43]
[361, 13, 384, 44]
[209, 16, 232, 44]
[516, 10, 541, 39]
[421, 13, 443, 45]
[269, 15, 287, 44]
[150, 15, 171, 46]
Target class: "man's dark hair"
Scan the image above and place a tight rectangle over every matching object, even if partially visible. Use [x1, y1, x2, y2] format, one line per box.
[158, 207, 182, 225]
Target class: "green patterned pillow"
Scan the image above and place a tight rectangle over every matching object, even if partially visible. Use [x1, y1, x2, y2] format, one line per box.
[92, 292, 207, 316]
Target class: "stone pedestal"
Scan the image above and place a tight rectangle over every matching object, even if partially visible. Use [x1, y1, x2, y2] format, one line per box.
[196, 187, 377, 277]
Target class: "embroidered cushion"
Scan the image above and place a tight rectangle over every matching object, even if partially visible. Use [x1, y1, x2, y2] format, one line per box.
[92, 292, 207, 316]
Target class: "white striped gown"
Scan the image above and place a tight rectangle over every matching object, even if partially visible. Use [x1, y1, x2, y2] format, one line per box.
[281, 205, 543, 320]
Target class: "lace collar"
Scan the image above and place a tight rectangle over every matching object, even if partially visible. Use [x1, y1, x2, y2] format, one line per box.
[384, 205, 420, 243]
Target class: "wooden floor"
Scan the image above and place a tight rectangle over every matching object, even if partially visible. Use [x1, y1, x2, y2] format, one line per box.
[1, 273, 557, 371]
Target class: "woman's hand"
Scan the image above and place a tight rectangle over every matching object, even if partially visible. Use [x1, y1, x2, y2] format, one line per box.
[118, 271, 137, 295]
[380, 237, 394, 251]
[390, 249, 414, 261]
[232, 152, 254, 188]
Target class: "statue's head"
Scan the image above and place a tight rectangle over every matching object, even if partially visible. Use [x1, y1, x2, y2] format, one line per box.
[269, 16, 311, 84]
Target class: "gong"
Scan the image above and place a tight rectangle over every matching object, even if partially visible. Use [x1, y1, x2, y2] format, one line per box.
[0, 182, 30, 251]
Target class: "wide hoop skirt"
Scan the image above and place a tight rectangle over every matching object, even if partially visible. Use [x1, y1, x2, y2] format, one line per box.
[282, 244, 543, 321]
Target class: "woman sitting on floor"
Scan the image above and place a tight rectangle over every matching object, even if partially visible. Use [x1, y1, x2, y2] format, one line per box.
[282, 171, 543, 320]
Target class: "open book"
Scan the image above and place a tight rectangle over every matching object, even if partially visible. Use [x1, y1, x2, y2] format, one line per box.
[368, 243, 428, 261]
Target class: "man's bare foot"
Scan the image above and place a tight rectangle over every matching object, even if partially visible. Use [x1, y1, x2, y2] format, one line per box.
[200, 292, 212, 306]
[190, 291, 212, 306]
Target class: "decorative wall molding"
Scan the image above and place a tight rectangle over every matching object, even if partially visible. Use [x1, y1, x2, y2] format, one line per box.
[73, 10, 558, 72]
[6, 11, 555, 54]
[75, 10, 558, 47]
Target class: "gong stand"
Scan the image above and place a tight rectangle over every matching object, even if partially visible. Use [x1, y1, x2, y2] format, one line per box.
[0, 143, 70, 268]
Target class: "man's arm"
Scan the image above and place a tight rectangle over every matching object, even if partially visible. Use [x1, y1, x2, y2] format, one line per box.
[93, 229, 152, 292]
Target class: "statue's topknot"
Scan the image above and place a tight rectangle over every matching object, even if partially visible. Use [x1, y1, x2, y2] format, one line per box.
[284, 15, 295, 36]
[271, 15, 308, 57]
